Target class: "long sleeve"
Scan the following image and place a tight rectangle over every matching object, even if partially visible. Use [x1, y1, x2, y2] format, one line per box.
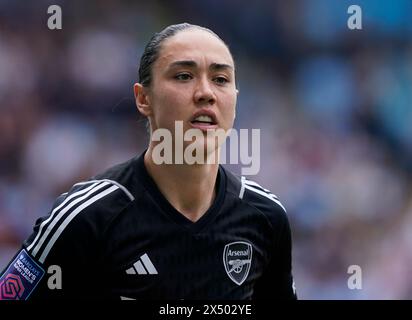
[0, 180, 131, 300]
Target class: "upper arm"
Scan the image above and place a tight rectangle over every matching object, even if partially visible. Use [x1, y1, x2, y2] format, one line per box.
[0, 180, 130, 300]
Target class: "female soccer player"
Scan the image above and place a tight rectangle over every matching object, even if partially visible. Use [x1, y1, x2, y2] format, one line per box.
[0, 23, 296, 300]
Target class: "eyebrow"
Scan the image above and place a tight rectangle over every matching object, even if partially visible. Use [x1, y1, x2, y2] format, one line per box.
[168, 60, 234, 71]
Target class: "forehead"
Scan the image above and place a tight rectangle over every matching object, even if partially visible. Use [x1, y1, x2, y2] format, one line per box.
[156, 29, 234, 68]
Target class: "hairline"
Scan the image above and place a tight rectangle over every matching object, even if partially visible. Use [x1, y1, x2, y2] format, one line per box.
[150, 28, 235, 83]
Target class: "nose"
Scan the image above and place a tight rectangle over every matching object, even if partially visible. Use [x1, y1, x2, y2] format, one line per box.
[193, 76, 216, 106]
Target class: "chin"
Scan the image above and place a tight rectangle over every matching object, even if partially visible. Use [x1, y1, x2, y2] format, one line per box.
[182, 138, 221, 165]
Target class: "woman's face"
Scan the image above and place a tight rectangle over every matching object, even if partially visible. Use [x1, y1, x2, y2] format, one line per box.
[145, 28, 237, 154]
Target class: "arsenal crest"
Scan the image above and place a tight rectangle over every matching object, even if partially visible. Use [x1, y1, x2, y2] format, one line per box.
[223, 241, 252, 285]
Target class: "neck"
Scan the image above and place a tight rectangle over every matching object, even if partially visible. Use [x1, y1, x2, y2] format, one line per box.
[144, 145, 220, 222]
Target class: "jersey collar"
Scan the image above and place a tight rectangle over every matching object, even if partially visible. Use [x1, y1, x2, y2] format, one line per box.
[135, 150, 227, 233]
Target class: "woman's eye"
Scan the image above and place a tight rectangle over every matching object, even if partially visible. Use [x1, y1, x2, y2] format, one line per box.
[214, 76, 229, 85]
[175, 73, 192, 81]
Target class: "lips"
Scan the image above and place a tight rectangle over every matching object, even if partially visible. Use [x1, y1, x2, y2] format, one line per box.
[189, 109, 218, 131]
[190, 109, 217, 125]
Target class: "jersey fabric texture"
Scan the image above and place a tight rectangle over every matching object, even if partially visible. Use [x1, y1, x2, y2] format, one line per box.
[0, 151, 297, 300]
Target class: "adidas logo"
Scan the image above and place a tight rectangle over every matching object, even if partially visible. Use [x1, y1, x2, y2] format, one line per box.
[126, 253, 158, 275]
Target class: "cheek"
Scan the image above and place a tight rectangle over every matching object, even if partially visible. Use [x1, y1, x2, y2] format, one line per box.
[151, 85, 190, 127]
[220, 94, 237, 127]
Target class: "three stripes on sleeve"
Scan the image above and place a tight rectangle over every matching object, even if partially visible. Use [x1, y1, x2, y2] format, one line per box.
[25, 175, 284, 265]
[239, 176, 287, 213]
[26, 179, 134, 264]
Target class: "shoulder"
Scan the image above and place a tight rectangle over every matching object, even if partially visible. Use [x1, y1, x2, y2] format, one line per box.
[223, 168, 288, 228]
[24, 160, 138, 263]
[91, 155, 141, 198]
[54, 156, 140, 227]
[58, 156, 138, 217]
[59, 177, 135, 216]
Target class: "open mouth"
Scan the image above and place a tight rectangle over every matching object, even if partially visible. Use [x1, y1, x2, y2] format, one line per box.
[190, 115, 217, 126]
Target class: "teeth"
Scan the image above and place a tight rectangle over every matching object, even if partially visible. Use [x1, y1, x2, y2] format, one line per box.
[194, 115, 213, 123]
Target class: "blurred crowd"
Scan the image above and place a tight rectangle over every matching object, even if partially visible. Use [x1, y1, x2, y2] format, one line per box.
[1, 0, 412, 299]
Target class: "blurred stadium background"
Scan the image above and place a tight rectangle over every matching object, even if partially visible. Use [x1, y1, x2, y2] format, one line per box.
[1, 0, 412, 299]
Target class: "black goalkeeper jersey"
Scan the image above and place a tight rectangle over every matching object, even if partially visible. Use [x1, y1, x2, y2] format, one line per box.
[0, 151, 297, 300]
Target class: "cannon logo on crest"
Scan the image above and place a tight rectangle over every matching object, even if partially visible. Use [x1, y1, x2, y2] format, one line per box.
[223, 241, 252, 285]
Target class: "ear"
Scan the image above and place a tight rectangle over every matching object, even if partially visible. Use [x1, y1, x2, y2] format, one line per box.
[133, 83, 152, 117]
